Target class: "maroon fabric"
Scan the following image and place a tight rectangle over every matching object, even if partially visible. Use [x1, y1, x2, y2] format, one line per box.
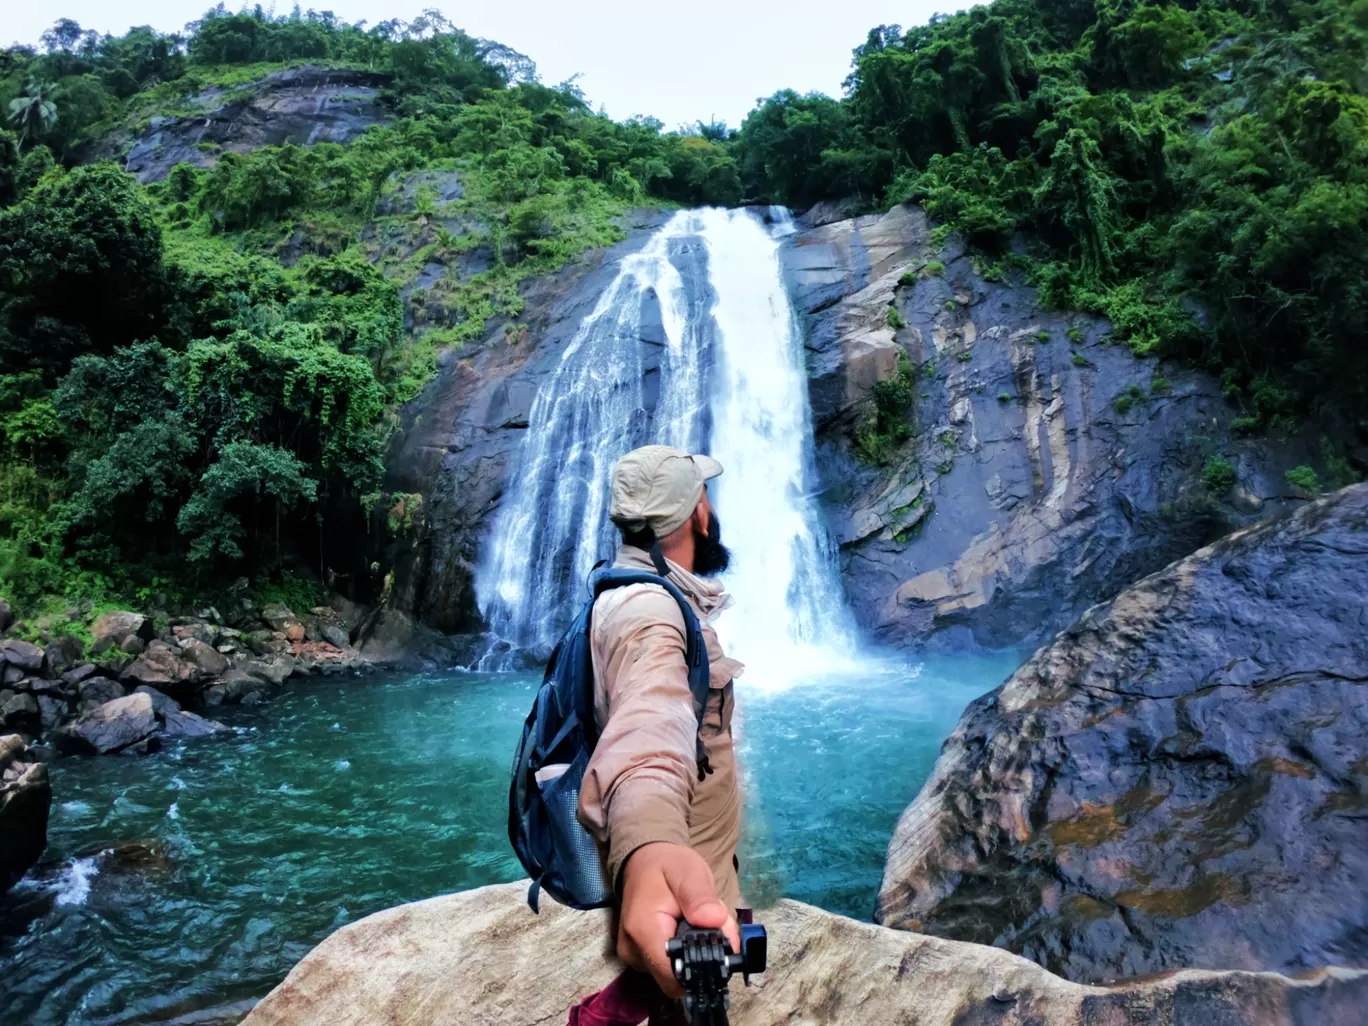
[567, 970, 686, 1026]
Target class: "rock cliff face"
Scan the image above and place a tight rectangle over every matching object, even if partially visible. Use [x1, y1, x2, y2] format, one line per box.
[102, 66, 395, 183]
[784, 205, 1323, 651]
[876, 484, 1368, 983]
[382, 212, 670, 636]
[242, 881, 1368, 1026]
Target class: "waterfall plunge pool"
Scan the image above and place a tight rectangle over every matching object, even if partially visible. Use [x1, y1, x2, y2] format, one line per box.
[1, 652, 1019, 1026]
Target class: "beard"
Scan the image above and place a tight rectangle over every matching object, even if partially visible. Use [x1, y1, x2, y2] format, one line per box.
[693, 512, 731, 577]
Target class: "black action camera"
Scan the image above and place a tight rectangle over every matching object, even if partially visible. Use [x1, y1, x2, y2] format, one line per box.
[666, 919, 768, 1026]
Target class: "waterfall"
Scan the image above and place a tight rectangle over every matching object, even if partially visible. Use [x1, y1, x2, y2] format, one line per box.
[477, 208, 854, 683]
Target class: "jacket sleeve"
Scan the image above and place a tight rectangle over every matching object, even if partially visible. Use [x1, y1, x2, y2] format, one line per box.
[579, 586, 697, 892]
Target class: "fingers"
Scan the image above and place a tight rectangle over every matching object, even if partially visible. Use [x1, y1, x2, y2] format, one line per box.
[618, 842, 735, 999]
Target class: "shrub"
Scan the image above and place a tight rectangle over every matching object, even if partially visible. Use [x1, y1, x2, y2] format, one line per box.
[885, 306, 906, 329]
[1203, 457, 1236, 493]
[1285, 465, 1320, 493]
[1112, 385, 1144, 414]
[1071, 351, 1087, 367]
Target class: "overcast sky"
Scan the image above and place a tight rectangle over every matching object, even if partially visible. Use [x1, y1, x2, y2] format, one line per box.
[3, 0, 951, 129]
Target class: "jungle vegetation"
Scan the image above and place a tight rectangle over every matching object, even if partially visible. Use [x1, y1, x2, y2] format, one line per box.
[2, 0, 1365, 618]
[734, 0, 1368, 436]
[0, 7, 742, 616]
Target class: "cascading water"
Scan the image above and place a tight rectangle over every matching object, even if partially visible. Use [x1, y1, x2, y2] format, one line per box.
[477, 207, 854, 684]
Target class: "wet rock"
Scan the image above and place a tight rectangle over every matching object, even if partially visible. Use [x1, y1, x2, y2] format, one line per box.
[242, 654, 295, 687]
[90, 611, 153, 654]
[55, 692, 158, 755]
[119, 734, 162, 757]
[60, 664, 99, 687]
[180, 637, 229, 677]
[0, 599, 12, 634]
[877, 485, 1368, 983]
[162, 708, 230, 738]
[122, 640, 197, 691]
[1, 639, 44, 674]
[1, 692, 38, 729]
[44, 635, 84, 672]
[261, 603, 305, 642]
[0, 734, 49, 891]
[240, 881, 1368, 1026]
[133, 684, 179, 717]
[78, 676, 126, 706]
[320, 624, 350, 650]
[36, 695, 67, 732]
[119, 634, 146, 656]
[2, 664, 23, 686]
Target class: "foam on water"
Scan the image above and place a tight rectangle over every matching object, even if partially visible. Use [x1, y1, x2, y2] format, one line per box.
[53, 856, 100, 908]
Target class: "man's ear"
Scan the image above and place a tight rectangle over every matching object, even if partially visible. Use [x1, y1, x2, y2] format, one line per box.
[693, 500, 710, 533]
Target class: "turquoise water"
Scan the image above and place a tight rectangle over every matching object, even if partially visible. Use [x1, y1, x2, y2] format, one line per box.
[0, 654, 1018, 1026]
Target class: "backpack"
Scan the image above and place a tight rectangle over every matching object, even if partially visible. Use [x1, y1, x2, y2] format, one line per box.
[508, 566, 712, 913]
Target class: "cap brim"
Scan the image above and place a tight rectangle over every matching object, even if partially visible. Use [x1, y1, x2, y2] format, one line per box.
[691, 454, 723, 480]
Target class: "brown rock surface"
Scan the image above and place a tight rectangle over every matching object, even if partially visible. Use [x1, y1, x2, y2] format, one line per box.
[0, 734, 49, 891]
[877, 485, 1368, 983]
[243, 882, 1368, 1026]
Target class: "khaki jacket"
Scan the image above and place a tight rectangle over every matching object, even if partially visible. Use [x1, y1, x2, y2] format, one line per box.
[577, 545, 745, 909]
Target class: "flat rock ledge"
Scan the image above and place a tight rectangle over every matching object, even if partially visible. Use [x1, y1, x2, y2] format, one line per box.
[242, 881, 1367, 1026]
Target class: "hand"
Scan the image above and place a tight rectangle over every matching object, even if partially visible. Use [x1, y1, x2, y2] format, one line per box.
[617, 842, 740, 998]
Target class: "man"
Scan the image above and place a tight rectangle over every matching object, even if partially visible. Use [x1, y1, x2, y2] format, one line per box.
[568, 445, 746, 1026]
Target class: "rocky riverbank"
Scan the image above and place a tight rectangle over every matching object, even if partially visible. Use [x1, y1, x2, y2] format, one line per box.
[240, 881, 1368, 1026]
[877, 483, 1368, 983]
[0, 592, 414, 891]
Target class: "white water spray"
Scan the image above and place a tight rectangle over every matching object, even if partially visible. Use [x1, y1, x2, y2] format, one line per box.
[477, 208, 855, 684]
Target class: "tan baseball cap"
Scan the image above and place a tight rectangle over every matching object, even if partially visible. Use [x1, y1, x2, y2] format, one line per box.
[609, 445, 723, 538]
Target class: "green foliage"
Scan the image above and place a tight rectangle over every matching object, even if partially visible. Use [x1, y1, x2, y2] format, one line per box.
[1203, 456, 1236, 493]
[0, 162, 166, 379]
[1112, 383, 1144, 414]
[727, 0, 1368, 417]
[1321, 437, 1359, 489]
[885, 305, 905, 329]
[922, 260, 946, 277]
[0, 9, 757, 614]
[854, 353, 917, 464]
[998, 391, 1012, 402]
[1071, 350, 1088, 366]
[1285, 465, 1320, 493]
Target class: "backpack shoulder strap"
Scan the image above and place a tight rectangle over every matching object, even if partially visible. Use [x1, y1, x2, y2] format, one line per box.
[590, 568, 713, 780]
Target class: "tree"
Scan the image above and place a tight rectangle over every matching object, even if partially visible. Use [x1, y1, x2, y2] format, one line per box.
[0, 162, 166, 378]
[7, 83, 57, 145]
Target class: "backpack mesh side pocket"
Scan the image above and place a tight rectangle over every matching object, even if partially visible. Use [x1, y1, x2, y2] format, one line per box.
[537, 748, 610, 907]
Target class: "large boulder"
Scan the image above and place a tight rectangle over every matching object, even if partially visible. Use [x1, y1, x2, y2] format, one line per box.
[122, 640, 198, 693]
[180, 637, 230, 677]
[0, 734, 50, 891]
[877, 485, 1368, 983]
[1, 638, 45, 674]
[242, 882, 1368, 1026]
[90, 611, 153, 653]
[54, 692, 158, 755]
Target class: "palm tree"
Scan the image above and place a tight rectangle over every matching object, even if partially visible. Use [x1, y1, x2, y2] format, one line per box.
[7, 82, 58, 145]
